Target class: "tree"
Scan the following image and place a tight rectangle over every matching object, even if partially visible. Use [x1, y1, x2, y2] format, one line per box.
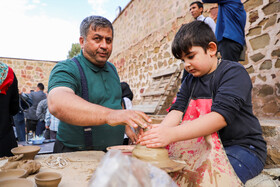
[67, 43, 81, 59]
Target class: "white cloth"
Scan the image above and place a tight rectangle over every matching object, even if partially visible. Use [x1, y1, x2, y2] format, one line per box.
[45, 109, 60, 132]
[123, 97, 134, 139]
[197, 15, 216, 34]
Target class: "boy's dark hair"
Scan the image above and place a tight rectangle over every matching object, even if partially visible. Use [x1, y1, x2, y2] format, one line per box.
[172, 21, 217, 59]
[37, 83, 44, 90]
[190, 1, 204, 10]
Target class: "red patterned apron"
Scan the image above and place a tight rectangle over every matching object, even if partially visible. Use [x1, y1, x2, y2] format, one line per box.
[167, 98, 243, 186]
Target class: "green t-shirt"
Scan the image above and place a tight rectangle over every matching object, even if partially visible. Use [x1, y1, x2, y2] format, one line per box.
[48, 52, 124, 151]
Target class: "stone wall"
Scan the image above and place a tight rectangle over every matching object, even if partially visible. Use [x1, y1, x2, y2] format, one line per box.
[0, 57, 57, 93]
[110, 0, 280, 119]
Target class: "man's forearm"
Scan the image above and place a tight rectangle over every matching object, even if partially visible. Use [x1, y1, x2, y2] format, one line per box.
[48, 87, 113, 126]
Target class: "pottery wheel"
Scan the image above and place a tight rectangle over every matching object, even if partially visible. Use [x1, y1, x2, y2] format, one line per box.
[132, 144, 185, 173]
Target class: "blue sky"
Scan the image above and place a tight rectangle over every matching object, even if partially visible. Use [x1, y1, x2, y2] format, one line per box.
[0, 0, 130, 61]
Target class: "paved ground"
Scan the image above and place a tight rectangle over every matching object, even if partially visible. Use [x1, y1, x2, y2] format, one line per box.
[245, 168, 280, 186]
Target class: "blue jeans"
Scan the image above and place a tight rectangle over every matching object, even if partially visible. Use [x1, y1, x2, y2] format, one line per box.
[13, 112, 26, 141]
[225, 145, 264, 184]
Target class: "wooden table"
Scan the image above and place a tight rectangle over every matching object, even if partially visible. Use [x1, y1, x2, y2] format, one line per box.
[27, 151, 105, 187]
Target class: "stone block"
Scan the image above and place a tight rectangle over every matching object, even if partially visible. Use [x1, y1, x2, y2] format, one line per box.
[262, 2, 280, 15]
[249, 34, 270, 50]
[250, 53, 265, 62]
[264, 14, 277, 30]
[248, 26, 262, 37]
[260, 60, 272, 70]
[244, 0, 263, 11]
[260, 120, 280, 166]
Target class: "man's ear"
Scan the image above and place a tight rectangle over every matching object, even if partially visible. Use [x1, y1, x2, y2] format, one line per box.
[208, 42, 217, 56]
[79, 36, 84, 49]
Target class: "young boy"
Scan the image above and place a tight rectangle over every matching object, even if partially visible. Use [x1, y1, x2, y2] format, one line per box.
[139, 21, 267, 184]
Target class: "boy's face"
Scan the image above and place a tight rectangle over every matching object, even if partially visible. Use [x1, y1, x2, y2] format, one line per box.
[181, 44, 217, 77]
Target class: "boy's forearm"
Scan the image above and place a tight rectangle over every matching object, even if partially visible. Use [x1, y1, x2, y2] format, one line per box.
[171, 112, 227, 143]
[161, 110, 183, 127]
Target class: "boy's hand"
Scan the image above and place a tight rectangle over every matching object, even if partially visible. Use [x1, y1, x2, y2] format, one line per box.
[138, 124, 174, 148]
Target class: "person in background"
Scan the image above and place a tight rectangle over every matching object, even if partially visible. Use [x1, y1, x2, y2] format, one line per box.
[45, 108, 60, 139]
[35, 97, 48, 136]
[121, 82, 137, 145]
[0, 62, 19, 157]
[202, 0, 246, 62]
[23, 83, 47, 134]
[13, 95, 26, 142]
[139, 21, 266, 184]
[48, 15, 151, 153]
[189, 1, 216, 33]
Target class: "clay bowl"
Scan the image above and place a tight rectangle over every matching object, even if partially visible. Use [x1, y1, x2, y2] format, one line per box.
[0, 178, 35, 187]
[0, 169, 28, 180]
[35, 171, 62, 187]
[11, 146, 40, 160]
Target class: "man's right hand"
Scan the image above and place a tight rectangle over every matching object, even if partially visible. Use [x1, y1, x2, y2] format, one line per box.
[106, 109, 152, 129]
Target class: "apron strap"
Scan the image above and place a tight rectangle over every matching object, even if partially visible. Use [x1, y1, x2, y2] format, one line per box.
[72, 57, 93, 150]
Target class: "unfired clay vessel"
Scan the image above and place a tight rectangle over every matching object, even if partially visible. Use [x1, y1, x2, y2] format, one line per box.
[0, 178, 35, 187]
[0, 169, 27, 180]
[35, 171, 62, 187]
[132, 144, 185, 173]
[11, 146, 40, 160]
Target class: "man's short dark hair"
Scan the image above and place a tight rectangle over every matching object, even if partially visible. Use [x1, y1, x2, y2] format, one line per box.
[37, 83, 44, 90]
[190, 1, 204, 10]
[172, 21, 217, 59]
[80, 15, 114, 39]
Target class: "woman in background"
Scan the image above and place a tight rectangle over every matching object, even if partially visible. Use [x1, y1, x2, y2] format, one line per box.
[0, 62, 19, 157]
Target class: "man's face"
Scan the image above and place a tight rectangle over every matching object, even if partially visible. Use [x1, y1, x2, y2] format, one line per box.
[80, 26, 113, 67]
[190, 3, 203, 19]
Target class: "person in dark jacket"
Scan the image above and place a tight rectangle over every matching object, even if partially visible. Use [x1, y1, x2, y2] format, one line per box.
[0, 62, 19, 157]
[23, 83, 46, 134]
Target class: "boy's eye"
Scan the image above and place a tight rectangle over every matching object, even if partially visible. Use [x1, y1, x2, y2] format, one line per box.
[188, 55, 194, 59]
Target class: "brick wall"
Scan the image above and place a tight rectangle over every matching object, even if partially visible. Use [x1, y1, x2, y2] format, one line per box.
[0, 57, 57, 93]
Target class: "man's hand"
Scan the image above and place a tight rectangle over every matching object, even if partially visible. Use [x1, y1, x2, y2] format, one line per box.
[106, 110, 151, 129]
[138, 124, 175, 148]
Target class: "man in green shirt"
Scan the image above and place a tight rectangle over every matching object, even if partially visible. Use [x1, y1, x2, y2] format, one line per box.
[48, 15, 151, 153]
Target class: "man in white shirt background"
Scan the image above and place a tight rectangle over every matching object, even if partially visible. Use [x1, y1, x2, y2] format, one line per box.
[189, 1, 216, 33]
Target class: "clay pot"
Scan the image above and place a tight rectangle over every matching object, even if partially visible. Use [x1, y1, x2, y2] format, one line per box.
[0, 169, 28, 180]
[11, 146, 40, 160]
[0, 178, 35, 187]
[132, 144, 185, 173]
[35, 171, 62, 187]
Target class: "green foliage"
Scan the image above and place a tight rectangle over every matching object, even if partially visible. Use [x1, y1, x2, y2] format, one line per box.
[67, 43, 81, 59]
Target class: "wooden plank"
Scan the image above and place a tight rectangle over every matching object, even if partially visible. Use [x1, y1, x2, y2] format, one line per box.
[151, 66, 178, 78]
[132, 104, 158, 113]
[140, 90, 165, 97]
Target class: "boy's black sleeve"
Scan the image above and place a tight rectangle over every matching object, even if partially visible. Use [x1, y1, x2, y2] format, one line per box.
[169, 78, 190, 112]
[211, 63, 252, 125]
